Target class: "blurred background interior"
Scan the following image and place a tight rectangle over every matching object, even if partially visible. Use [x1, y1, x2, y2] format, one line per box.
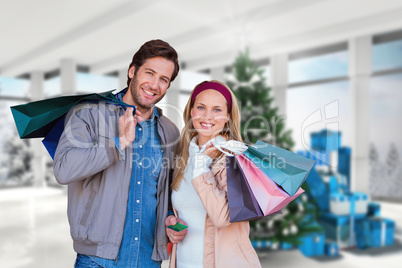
[0, 0, 401, 267]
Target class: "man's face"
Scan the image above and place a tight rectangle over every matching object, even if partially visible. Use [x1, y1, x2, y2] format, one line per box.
[126, 56, 174, 111]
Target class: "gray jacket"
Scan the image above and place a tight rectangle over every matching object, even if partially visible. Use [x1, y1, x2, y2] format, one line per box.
[53, 100, 179, 261]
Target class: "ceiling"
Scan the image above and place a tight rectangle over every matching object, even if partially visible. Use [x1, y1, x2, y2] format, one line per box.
[1, 0, 402, 77]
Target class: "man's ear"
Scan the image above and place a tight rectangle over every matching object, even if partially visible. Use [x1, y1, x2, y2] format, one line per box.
[128, 66, 135, 79]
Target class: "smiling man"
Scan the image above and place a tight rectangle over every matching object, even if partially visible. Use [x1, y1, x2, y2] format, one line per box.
[53, 40, 185, 267]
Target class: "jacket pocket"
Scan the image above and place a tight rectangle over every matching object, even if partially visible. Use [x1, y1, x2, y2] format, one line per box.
[80, 189, 97, 226]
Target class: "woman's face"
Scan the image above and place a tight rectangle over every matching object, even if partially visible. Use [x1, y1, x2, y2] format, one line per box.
[190, 89, 229, 143]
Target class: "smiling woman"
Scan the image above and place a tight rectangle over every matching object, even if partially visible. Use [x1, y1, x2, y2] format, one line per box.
[169, 80, 261, 268]
[172, 80, 242, 190]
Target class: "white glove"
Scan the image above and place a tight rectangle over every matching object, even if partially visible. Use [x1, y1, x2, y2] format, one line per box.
[213, 139, 248, 156]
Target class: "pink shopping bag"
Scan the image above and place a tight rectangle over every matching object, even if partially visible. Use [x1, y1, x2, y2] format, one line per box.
[236, 153, 304, 215]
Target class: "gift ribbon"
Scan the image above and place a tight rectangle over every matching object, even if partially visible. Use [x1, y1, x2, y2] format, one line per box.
[381, 221, 386, 246]
[349, 194, 356, 247]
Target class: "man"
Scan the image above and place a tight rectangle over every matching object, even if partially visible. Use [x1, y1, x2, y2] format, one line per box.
[54, 39, 186, 267]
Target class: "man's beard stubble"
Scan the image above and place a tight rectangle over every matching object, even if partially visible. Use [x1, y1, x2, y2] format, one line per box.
[129, 76, 165, 111]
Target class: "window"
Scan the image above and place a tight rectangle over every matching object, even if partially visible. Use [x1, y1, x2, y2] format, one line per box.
[369, 73, 402, 199]
[372, 39, 402, 72]
[76, 72, 118, 93]
[0, 76, 29, 98]
[287, 81, 350, 152]
[44, 76, 61, 97]
[289, 51, 348, 84]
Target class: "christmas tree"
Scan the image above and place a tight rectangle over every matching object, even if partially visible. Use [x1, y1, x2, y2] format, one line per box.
[226, 49, 294, 150]
[385, 143, 402, 199]
[369, 143, 379, 163]
[226, 49, 322, 248]
[2, 130, 34, 187]
[386, 143, 399, 176]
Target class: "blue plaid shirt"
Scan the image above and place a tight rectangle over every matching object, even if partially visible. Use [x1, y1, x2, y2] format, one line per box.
[90, 92, 163, 268]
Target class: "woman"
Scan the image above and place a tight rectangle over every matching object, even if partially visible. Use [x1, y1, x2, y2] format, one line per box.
[168, 80, 261, 267]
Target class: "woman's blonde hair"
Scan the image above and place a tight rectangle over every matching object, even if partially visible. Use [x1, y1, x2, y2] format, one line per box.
[171, 80, 243, 191]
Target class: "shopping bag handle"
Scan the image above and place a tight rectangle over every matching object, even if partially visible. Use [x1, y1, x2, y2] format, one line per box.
[98, 93, 137, 110]
[213, 140, 248, 156]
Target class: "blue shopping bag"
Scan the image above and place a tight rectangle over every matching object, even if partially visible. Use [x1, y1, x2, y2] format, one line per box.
[243, 140, 315, 196]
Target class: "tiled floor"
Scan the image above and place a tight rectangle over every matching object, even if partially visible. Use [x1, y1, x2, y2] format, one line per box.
[1, 187, 401, 268]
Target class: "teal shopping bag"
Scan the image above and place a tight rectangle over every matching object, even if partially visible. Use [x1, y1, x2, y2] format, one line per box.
[10, 89, 135, 158]
[243, 140, 315, 196]
[10, 89, 134, 139]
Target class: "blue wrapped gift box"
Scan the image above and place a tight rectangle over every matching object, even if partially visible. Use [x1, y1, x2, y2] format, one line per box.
[318, 212, 366, 248]
[368, 202, 381, 217]
[281, 242, 294, 250]
[251, 240, 272, 249]
[329, 193, 351, 215]
[355, 220, 372, 249]
[311, 130, 341, 152]
[297, 150, 329, 166]
[355, 217, 395, 248]
[329, 192, 368, 216]
[338, 147, 351, 188]
[369, 218, 395, 247]
[301, 203, 317, 225]
[352, 192, 369, 215]
[303, 168, 329, 212]
[298, 223, 325, 257]
[325, 242, 339, 257]
[328, 173, 349, 194]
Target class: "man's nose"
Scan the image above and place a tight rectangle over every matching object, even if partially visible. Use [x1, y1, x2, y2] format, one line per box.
[149, 77, 158, 90]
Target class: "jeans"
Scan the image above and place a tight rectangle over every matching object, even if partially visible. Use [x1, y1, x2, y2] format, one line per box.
[74, 254, 103, 268]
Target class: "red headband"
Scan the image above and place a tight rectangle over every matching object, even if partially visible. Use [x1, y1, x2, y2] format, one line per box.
[191, 82, 232, 111]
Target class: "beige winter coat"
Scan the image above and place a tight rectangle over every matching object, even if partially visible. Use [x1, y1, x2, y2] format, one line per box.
[170, 155, 261, 268]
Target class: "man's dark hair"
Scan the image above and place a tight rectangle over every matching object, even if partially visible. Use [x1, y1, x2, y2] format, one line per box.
[127, 39, 180, 87]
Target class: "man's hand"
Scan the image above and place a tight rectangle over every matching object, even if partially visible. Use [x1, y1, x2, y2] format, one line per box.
[165, 215, 188, 244]
[118, 107, 142, 150]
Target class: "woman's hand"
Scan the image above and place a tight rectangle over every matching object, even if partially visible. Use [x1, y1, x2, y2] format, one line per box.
[165, 215, 188, 244]
[202, 142, 221, 159]
[203, 142, 235, 159]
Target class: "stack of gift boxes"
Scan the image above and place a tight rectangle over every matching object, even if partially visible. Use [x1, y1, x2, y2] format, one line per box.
[296, 129, 395, 257]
